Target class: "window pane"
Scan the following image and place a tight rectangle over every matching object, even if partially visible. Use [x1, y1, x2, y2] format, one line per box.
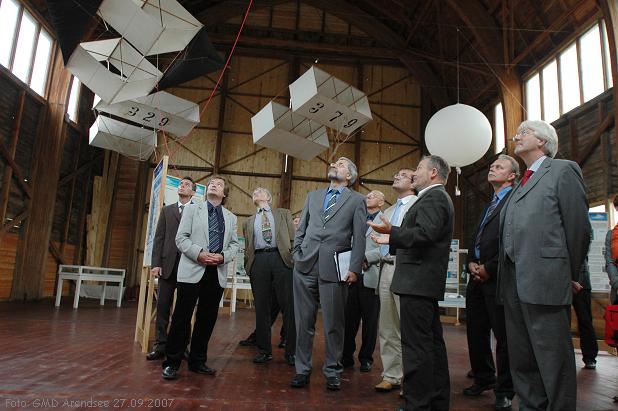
[30, 30, 52, 95]
[525, 73, 541, 120]
[559, 44, 580, 113]
[67, 77, 80, 122]
[494, 102, 505, 154]
[542, 60, 560, 123]
[580, 24, 604, 102]
[12, 11, 37, 83]
[602, 21, 613, 88]
[0, 0, 19, 67]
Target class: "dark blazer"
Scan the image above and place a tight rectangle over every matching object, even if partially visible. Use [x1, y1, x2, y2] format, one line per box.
[466, 190, 512, 294]
[243, 207, 296, 273]
[151, 203, 183, 279]
[498, 157, 592, 305]
[294, 187, 367, 281]
[389, 185, 454, 299]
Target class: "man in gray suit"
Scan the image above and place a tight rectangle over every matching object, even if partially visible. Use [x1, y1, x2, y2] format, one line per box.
[290, 157, 367, 391]
[162, 175, 239, 380]
[243, 187, 296, 365]
[147, 176, 195, 360]
[342, 190, 384, 372]
[498, 120, 591, 410]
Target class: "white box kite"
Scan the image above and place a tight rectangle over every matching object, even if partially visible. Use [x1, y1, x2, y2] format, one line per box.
[90, 115, 157, 160]
[251, 102, 330, 161]
[94, 91, 200, 137]
[67, 38, 163, 105]
[289, 66, 372, 135]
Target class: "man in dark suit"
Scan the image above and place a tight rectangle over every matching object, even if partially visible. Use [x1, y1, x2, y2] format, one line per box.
[464, 155, 518, 411]
[243, 187, 296, 365]
[498, 120, 591, 410]
[290, 157, 367, 391]
[572, 257, 598, 370]
[147, 176, 195, 361]
[370, 155, 454, 411]
[342, 190, 384, 373]
[162, 175, 239, 380]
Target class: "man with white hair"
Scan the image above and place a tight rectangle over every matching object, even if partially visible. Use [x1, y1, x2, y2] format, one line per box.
[291, 157, 367, 391]
[342, 190, 384, 373]
[498, 120, 591, 410]
[243, 187, 296, 365]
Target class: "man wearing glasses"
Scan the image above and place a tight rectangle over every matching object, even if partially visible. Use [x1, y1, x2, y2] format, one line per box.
[498, 120, 591, 410]
[373, 170, 417, 393]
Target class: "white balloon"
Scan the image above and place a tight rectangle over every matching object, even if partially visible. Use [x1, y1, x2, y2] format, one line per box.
[425, 104, 493, 167]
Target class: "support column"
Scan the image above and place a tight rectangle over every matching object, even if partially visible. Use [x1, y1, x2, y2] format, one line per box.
[11, 48, 72, 300]
[279, 58, 299, 209]
[213, 61, 230, 175]
[499, 71, 523, 155]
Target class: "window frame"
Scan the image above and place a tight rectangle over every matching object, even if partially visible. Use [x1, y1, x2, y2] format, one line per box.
[523, 18, 613, 121]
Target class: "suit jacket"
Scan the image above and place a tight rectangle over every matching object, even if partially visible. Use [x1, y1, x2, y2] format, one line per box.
[363, 211, 383, 289]
[603, 229, 618, 302]
[293, 187, 367, 281]
[243, 207, 295, 273]
[175, 201, 239, 288]
[151, 203, 184, 279]
[466, 190, 512, 294]
[389, 185, 454, 299]
[497, 157, 592, 305]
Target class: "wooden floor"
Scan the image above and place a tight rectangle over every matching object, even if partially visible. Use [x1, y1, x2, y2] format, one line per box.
[0, 300, 617, 411]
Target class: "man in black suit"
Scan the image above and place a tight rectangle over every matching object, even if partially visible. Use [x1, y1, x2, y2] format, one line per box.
[147, 176, 195, 361]
[464, 155, 518, 411]
[370, 155, 454, 411]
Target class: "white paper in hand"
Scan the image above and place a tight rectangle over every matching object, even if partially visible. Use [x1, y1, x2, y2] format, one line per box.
[334, 250, 352, 282]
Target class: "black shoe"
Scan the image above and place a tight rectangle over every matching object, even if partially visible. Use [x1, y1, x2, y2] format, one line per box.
[188, 363, 216, 375]
[239, 336, 257, 347]
[161, 366, 178, 380]
[583, 359, 597, 369]
[360, 361, 373, 373]
[290, 373, 310, 388]
[342, 358, 354, 368]
[253, 353, 273, 364]
[326, 376, 341, 391]
[466, 369, 474, 378]
[495, 396, 512, 410]
[285, 354, 296, 366]
[278, 340, 286, 349]
[463, 382, 496, 396]
[146, 350, 165, 361]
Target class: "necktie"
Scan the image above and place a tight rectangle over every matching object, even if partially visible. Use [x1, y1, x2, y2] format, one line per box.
[208, 206, 221, 253]
[380, 199, 403, 256]
[474, 194, 499, 258]
[324, 190, 338, 220]
[179, 204, 184, 214]
[520, 169, 534, 187]
[260, 209, 272, 244]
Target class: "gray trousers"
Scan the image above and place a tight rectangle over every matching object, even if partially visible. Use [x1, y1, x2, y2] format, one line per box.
[502, 258, 576, 411]
[293, 264, 348, 378]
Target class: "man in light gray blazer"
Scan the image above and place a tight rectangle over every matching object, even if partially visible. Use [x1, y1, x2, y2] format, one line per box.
[498, 120, 591, 410]
[290, 157, 367, 391]
[162, 175, 239, 380]
[342, 190, 384, 372]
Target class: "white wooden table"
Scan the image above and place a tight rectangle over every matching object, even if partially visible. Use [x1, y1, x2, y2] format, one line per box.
[55, 265, 126, 309]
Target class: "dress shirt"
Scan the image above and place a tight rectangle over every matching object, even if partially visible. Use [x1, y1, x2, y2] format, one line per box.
[417, 183, 443, 198]
[253, 207, 277, 250]
[474, 185, 512, 259]
[207, 201, 225, 254]
[323, 186, 346, 211]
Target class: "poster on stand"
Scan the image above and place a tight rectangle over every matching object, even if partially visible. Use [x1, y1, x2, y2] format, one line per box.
[589, 212, 610, 292]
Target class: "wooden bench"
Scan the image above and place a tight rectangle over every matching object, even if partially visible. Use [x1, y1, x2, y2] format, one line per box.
[55, 265, 126, 309]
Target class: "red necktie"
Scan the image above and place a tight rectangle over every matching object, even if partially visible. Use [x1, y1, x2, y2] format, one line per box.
[520, 169, 534, 187]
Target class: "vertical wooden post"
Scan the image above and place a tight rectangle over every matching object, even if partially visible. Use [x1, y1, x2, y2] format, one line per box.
[499, 71, 523, 155]
[11, 48, 72, 300]
[0, 91, 26, 226]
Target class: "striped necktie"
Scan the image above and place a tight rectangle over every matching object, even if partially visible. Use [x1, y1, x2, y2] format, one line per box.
[208, 206, 222, 253]
[324, 190, 338, 220]
[474, 194, 499, 256]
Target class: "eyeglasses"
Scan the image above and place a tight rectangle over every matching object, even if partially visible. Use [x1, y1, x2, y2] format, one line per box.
[512, 128, 534, 140]
[393, 173, 413, 180]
